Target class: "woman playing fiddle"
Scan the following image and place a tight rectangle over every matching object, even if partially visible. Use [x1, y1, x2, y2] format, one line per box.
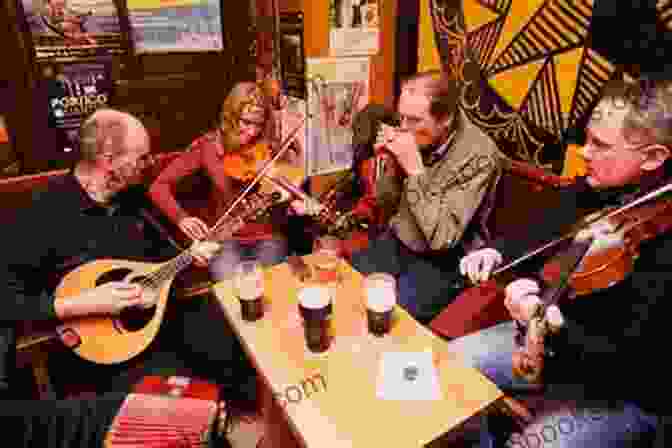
[452, 78, 672, 447]
[148, 81, 299, 280]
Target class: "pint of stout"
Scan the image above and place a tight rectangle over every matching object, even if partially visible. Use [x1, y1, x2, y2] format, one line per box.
[364, 273, 396, 336]
[235, 261, 265, 322]
[298, 286, 332, 353]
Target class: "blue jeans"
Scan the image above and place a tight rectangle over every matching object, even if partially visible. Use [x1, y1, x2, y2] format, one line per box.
[208, 238, 288, 281]
[349, 235, 462, 324]
[453, 324, 659, 448]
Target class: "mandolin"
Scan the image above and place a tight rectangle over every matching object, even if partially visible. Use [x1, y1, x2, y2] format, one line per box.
[54, 191, 281, 365]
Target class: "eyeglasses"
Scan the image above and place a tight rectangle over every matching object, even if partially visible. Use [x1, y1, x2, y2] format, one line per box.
[239, 118, 265, 130]
[398, 114, 426, 129]
[582, 141, 650, 159]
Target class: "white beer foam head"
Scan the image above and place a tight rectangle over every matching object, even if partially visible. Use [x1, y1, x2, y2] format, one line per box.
[366, 286, 395, 312]
[298, 286, 331, 309]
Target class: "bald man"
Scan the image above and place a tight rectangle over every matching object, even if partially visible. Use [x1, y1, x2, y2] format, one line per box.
[0, 109, 253, 447]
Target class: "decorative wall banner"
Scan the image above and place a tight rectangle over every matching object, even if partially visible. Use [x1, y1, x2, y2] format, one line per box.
[280, 12, 306, 100]
[329, 0, 380, 56]
[126, 0, 223, 53]
[427, 0, 672, 168]
[418, 0, 440, 72]
[305, 57, 370, 176]
[42, 57, 114, 160]
[21, 0, 123, 61]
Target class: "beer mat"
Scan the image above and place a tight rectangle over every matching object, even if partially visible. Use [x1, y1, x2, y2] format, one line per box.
[375, 351, 442, 401]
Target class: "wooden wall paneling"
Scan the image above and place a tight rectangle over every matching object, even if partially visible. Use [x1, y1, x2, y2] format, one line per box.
[2, 0, 256, 173]
[110, 0, 256, 153]
[1, 0, 39, 175]
[394, 0, 419, 100]
[372, 0, 397, 109]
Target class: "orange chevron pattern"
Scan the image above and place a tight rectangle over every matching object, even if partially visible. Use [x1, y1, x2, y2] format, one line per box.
[479, 0, 511, 15]
[520, 59, 564, 134]
[466, 18, 505, 69]
[568, 48, 615, 127]
[489, 0, 592, 74]
[431, 0, 669, 163]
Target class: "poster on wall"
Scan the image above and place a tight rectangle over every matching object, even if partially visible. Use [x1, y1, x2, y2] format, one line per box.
[305, 57, 369, 176]
[42, 57, 114, 160]
[280, 12, 306, 100]
[329, 0, 380, 56]
[126, 0, 223, 53]
[21, 0, 123, 60]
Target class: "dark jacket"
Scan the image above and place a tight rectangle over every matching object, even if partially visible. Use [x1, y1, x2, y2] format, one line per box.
[495, 176, 672, 415]
[0, 173, 178, 395]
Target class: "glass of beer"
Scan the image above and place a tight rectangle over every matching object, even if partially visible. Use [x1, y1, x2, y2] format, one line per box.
[363, 273, 396, 336]
[234, 261, 265, 322]
[312, 235, 342, 295]
[298, 285, 333, 353]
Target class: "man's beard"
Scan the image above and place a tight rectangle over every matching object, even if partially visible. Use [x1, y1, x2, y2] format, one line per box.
[101, 167, 144, 200]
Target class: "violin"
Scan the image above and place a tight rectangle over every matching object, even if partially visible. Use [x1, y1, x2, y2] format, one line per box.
[507, 185, 672, 382]
[217, 129, 344, 231]
[221, 142, 273, 182]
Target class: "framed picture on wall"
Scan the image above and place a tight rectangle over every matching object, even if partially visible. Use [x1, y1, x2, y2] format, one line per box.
[305, 56, 370, 176]
[38, 57, 115, 164]
[329, 0, 380, 56]
[126, 0, 223, 53]
[19, 0, 124, 61]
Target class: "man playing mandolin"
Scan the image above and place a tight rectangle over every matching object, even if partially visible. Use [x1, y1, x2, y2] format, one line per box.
[455, 78, 672, 446]
[0, 108, 256, 447]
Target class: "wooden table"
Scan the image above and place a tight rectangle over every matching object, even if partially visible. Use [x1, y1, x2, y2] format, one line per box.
[213, 255, 503, 447]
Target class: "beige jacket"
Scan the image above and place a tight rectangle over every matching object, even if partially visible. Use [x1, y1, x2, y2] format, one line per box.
[387, 110, 502, 253]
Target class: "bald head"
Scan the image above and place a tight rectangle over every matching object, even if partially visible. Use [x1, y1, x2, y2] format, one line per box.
[400, 70, 460, 122]
[79, 108, 149, 163]
[76, 109, 152, 200]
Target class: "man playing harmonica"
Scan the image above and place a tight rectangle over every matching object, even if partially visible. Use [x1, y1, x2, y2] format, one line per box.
[349, 70, 502, 324]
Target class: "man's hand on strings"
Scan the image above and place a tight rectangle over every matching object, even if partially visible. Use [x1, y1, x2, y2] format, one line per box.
[55, 282, 146, 319]
[289, 199, 323, 217]
[189, 241, 221, 268]
[179, 216, 210, 241]
[505, 279, 565, 328]
[459, 248, 503, 283]
[504, 279, 542, 323]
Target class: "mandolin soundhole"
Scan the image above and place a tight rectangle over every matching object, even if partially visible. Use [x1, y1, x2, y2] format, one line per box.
[95, 269, 156, 332]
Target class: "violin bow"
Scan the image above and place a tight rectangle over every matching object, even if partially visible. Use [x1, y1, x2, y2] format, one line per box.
[492, 180, 672, 276]
[207, 115, 308, 238]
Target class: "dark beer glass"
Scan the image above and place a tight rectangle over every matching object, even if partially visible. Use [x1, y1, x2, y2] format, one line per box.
[298, 286, 332, 352]
[235, 261, 265, 322]
[364, 273, 396, 336]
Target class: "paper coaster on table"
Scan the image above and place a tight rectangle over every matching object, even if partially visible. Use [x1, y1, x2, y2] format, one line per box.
[375, 350, 442, 401]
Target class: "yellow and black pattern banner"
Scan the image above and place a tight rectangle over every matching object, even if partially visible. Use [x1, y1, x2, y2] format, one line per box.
[424, 0, 671, 167]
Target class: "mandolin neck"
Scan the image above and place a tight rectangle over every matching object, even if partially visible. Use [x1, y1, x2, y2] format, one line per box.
[150, 251, 195, 289]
